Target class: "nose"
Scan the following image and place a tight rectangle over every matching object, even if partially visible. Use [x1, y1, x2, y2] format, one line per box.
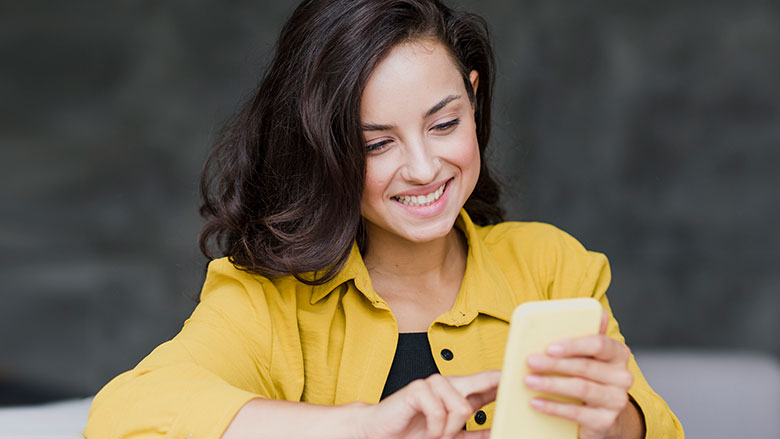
[400, 137, 440, 184]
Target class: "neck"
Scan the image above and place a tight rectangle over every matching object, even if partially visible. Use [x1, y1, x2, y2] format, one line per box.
[362, 221, 467, 291]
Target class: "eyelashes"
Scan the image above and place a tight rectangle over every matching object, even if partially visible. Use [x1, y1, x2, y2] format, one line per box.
[433, 118, 460, 131]
[366, 139, 392, 152]
[365, 118, 461, 152]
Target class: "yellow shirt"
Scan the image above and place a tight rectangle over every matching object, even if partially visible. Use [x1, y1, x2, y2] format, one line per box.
[86, 210, 684, 438]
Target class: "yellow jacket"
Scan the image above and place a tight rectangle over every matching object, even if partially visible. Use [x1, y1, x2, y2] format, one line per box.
[86, 210, 684, 438]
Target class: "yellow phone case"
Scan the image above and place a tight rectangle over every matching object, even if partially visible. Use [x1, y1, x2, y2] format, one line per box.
[491, 298, 602, 439]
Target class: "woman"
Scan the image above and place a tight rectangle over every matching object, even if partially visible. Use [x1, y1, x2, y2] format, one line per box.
[86, 0, 683, 438]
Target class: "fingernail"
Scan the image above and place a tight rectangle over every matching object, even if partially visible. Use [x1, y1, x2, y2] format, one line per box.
[527, 354, 548, 369]
[525, 374, 543, 387]
[530, 398, 544, 409]
[547, 343, 564, 355]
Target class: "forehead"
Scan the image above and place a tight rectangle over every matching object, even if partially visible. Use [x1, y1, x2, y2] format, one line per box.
[360, 40, 464, 121]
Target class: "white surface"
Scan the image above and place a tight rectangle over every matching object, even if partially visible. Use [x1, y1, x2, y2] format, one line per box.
[0, 397, 92, 439]
[635, 350, 780, 439]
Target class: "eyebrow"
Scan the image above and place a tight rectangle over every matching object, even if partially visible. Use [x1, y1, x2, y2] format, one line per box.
[361, 94, 461, 131]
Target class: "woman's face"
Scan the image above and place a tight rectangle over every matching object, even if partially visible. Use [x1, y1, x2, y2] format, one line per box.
[360, 39, 480, 245]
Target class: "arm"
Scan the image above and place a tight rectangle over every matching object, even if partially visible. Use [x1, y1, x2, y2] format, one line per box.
[85, 260, 286, 438]
[223, 371, 502, 439]
[86, 258, 502, 439]
[540, 229, 684, 438]
[222, 399, 365, 439]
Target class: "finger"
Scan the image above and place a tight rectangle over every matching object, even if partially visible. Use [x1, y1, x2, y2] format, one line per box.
[530, 397, 620, 434]
[527, 355, 634, 388]
[599, 310, 608, 334]
[524, 374, 629, 410]
[426, 374, 474, 438]
[406, 379, 447, 438]
[446, 370, 501, 411]
[465, 385, 498, 414]
[547, 335, 630, 363]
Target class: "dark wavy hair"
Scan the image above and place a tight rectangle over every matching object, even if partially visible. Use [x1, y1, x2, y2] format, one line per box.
[199, 0, 504, 284]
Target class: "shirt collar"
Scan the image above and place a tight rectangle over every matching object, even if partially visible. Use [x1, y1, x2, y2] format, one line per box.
[445, 209, 515, 325]
[309, 241, 381, 306]
[310, 210, 516, 324]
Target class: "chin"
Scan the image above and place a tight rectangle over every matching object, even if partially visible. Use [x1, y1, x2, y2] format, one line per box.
[399, 215, 458, 243]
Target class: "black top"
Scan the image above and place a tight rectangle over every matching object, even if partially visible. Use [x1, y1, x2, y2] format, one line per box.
[380, 332, 440, 400]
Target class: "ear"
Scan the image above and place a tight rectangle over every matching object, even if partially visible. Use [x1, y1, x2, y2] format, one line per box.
[469, 70, 479, 96]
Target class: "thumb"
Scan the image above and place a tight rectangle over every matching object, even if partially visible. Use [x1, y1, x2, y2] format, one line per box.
[599, 309, 608, 334]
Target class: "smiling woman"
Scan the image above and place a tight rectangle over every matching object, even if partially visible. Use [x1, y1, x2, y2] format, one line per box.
[360, 41, 481, 246]
[193, 0, 502, 289]
[84, 1, 683, 438]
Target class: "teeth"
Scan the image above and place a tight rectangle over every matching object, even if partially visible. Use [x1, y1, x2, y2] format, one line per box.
[394, 182, 447, 206]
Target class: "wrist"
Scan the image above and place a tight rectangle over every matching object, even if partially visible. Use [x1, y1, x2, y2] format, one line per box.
[606, 397, 645, 439]
[342, 401, 371, 439]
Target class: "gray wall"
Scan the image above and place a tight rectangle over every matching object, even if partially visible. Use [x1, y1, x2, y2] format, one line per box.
[1, 0, 778, 401]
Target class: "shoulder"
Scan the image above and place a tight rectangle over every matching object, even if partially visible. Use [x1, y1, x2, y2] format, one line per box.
[201, 257, 300, 314]
[203, 258, 268, 299]
[475, 220, 591, 261]
[473, 221, 610, 299]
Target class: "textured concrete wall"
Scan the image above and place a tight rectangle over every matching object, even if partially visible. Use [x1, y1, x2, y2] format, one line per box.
[1, 0, 778, 401]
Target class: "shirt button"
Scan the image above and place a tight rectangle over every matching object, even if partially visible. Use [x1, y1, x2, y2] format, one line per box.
[440, 348, 454, 361]
[474, 409, 487, 425]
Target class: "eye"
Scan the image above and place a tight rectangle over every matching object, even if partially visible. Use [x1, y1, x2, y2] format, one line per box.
[433, 118, 460, 132]
[366, 139, 392, 152]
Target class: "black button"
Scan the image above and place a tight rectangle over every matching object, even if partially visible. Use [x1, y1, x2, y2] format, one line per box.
[440, 348, 454, 361]
[474, 410, 487, 425]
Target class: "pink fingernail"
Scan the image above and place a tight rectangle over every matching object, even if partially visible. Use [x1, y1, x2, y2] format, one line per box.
[527, 354, 547, 368]
[547, 343, 564, 355]
[525, 374, 543, 387]
[530, 398, 544, 408]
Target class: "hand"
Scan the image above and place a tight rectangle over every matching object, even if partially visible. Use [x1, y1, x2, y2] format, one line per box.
[524, 311, 637, 439]
[355, 370, 500, 439]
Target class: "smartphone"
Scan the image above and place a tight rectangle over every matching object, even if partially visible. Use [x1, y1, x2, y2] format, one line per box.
[490, 298, 602, 439]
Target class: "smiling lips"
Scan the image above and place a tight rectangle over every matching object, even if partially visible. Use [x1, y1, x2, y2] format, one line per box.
[392, 179, 450, 207]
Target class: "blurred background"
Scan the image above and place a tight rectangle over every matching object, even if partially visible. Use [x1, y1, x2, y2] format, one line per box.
[1, 0, 778, 435]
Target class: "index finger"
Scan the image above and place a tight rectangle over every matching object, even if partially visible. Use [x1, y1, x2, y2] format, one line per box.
[446, 369, 501, 410]
[547, 334, 630, 363]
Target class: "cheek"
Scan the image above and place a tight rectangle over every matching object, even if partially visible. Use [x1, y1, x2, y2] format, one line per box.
[362, 160, 391, 207]
[450, 130, 481, 175]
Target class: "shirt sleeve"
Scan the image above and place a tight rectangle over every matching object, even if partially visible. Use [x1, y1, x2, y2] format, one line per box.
[544, 228, 686, 439]
[84, 259, 282, 439]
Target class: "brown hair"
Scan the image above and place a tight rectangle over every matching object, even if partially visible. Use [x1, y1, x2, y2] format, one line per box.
[199, 0, 503, 284]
